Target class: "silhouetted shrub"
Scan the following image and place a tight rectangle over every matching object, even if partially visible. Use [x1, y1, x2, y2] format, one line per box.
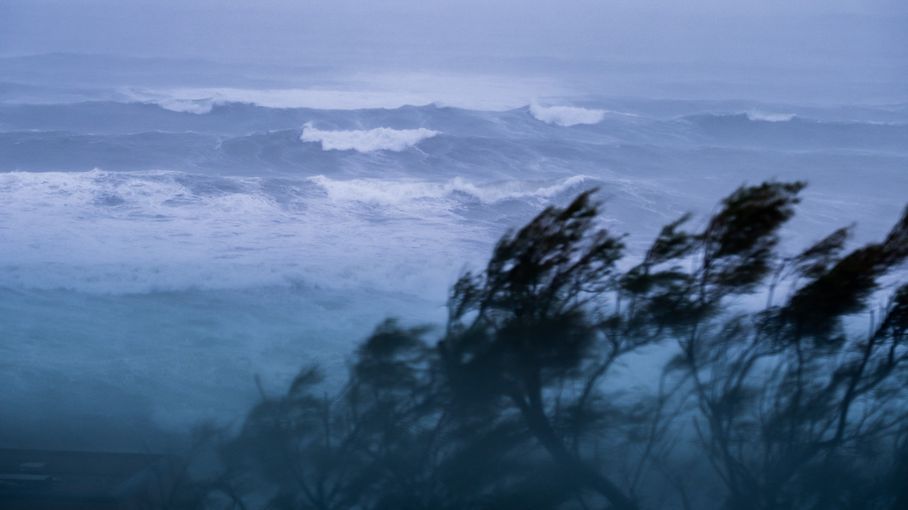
[185, 182, 907, 510]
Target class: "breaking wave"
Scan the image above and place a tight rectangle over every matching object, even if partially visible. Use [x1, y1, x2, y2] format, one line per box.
[300, 123, 440, 152]
[529, 103, 605, 126]
[0, 170, 593, 294]
[307, 174, 592, 205]
[745, 111, 796, 122]
[155, 98, 217, 114]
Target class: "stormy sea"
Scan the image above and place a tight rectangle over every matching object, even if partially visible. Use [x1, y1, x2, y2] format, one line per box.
[1, 54, 906, 449]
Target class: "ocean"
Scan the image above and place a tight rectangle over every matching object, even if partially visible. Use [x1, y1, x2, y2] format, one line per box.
[2, 73, 906, 447]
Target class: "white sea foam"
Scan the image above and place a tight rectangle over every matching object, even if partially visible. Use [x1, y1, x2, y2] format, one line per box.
[156, 98, 216, 114]
[529, 102, 606, 126]
[0, 170, 593, 295]
[746, 111, 796, 122]
[300, 124, 439, 152]
[307, 175, 591, 205]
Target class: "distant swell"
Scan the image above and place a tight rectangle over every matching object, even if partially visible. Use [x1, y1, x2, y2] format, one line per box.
[124, 87, 436, 111]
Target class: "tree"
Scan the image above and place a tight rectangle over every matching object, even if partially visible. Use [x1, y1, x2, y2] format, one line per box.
[187, 182, 907, 510]
[661, 190, 908, 510]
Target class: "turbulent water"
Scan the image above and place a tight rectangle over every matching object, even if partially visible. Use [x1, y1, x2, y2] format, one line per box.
[2, 75, 907, 448]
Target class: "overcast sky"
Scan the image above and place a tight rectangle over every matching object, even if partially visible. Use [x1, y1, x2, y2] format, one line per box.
[1, 0, 906, 102]
[2, 0, 905, 63]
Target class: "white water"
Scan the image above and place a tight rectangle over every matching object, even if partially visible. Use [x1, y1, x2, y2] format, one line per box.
[1, 91, 906, 447]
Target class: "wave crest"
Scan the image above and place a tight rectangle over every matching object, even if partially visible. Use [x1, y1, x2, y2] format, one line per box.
[156, 98, 216, 114]
[300, 123, 439, 152]
[307, 174, 593, 205]
[529, 102, 605, 126]
[0, 170, 593, 294]
[745, 111, 796, 122]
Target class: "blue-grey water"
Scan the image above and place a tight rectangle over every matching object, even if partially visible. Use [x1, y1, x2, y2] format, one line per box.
[2, 57, 906, 448]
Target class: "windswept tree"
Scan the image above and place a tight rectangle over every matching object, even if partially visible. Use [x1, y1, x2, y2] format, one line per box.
[213, 320, 571, 510]
[442, 190, 661, 510]
[665, 203, 908, 510]
[188, 182, 907, 510]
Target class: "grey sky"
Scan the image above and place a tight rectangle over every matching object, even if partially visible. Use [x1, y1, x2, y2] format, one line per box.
[1, 0, 905, 103]
[2, 0, 905, 62]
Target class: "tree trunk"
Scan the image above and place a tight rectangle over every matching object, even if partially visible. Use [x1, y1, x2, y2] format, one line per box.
[515, 393, 638, 510]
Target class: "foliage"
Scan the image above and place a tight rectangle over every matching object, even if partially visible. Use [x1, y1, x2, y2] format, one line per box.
[183, 182, 907, 510]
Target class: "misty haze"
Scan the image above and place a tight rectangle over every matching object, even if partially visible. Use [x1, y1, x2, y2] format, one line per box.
[0, 1, 906, 509]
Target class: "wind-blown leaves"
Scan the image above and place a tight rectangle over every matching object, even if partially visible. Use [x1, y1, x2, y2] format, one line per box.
[793, 226, 851, 280]
[701, 181, 805, 295]
[185, 182, 907, 510]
